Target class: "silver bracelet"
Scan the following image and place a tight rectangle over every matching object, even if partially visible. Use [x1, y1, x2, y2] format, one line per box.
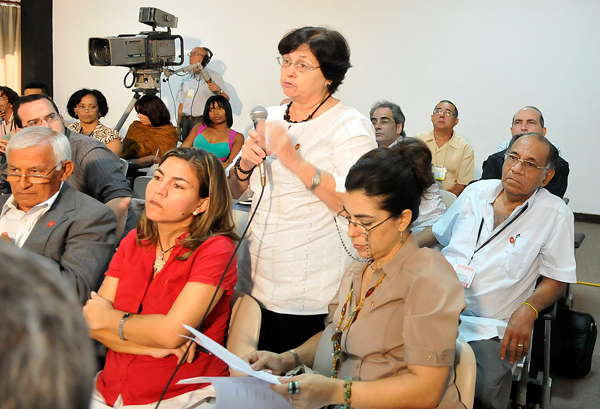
[119, 312, 133, 341]
[288, 349, 302, 367]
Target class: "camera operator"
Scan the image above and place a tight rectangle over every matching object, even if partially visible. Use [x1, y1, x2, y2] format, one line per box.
[176, 47, 230, 140]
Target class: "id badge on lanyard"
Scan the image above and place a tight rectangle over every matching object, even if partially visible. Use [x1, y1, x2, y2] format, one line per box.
[433, 166, 447, 181]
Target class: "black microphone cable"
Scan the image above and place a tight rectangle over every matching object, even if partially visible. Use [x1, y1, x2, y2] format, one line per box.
[153, 184, 265, 409]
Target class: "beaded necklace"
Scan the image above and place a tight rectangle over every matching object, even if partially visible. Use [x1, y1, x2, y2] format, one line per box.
[330, 268, 386, 378]
[284, 94, 331, 123]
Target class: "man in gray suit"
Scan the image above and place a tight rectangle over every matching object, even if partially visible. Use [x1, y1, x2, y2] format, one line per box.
[0, 126, 117, 303]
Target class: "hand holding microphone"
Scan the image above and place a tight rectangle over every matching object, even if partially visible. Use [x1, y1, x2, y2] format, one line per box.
[250, 106, 269, 187]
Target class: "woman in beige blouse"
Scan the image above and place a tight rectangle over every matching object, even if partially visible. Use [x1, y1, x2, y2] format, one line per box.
[245, 146, 466, 409]
[67, 89, 122, 155]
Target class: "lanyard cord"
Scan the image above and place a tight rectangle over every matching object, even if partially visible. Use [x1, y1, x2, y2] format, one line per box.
[468, 202, 529, 265]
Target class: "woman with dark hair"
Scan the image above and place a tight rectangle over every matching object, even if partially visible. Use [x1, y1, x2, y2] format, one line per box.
[181, 95, 243, 168]
[67, 88, 123, 155]
[390, 137, 446, 235]
[229, 26, 377, 354]
[120, 95, 178, 169]
[246, 148, 465, 409]
[84, 147, 238, 408]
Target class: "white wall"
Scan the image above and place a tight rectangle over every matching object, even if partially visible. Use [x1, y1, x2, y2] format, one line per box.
[53, 0, 599, 214]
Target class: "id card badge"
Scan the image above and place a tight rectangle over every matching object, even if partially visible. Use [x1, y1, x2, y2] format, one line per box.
[454, 263, 476, 288]
[434, 166, 447, 181]
[186, 88, 195, 98]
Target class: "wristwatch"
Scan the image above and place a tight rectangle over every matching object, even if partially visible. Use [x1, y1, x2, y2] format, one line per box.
[310, 169, 322, 190]
[119, 312, 133, 341]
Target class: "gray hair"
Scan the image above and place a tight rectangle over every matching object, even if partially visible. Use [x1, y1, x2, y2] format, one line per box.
[369, 100, 406, 138]
[507, 132, 558, 171]
[0, 242, 96, 409]
[6, 126, 71, 170]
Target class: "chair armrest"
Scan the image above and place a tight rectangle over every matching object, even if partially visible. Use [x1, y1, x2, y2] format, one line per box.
[574, 232, 585, 249]
[541, 301, 558, 320]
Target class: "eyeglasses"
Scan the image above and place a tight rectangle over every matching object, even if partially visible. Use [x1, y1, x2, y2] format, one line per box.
[75, 105, 98, 112]
[371, 118, 395, 126]
[504, 153, 547, 171]
[335, 211, 393, 235]
[23, 113, 61, 128]
[276, 57, 320, 73]
[0, 164, 60, 184]
[187, 51, 204, 57]
[433, 108, 455, 117]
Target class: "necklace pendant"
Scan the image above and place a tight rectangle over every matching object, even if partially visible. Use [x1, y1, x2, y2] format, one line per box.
[153, 257, 166, 274]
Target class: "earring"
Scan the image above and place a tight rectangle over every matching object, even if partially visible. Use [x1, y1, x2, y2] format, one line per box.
[400, 231, 404, 243]
[193, 211, 198, 216]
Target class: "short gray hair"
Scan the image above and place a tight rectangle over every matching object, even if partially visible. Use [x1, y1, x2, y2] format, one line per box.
[6, 126, 71, 170]
[0, 242, 96, 409]
[369, 100, 406, 138]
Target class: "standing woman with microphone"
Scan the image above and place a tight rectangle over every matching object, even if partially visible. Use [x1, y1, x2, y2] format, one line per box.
[228, 26, 377, 353]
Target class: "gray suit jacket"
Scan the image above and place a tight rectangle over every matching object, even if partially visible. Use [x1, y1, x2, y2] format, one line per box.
[0, 184, 117, 303]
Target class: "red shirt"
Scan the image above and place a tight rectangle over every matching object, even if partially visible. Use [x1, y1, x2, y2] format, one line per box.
[96, 231, 237, 406]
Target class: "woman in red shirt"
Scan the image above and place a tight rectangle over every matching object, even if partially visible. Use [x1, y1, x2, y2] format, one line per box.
[84, 147, 238, 408]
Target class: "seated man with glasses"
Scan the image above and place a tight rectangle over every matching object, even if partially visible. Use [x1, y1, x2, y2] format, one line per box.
[0, 126, 117, 303]
[177, 47, 230, 140]
[415, 100, 474, 196]
[369, 100, 406, 147]
[12, 94, 133, 242]
[423, 132, 577, 409]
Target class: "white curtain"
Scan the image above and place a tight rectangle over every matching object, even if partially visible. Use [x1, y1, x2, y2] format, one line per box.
[0, 3, 21, 92]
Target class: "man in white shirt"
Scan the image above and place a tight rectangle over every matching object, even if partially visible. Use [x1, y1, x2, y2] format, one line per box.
[177, 47, 230, 140]
[0, 126, 117, 303]
[429, 132, 576, 409]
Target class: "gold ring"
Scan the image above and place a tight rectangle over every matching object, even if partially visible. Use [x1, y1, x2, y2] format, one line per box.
[517, 344, 524, 347]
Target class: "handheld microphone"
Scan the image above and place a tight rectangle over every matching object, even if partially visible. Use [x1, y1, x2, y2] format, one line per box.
[198, 66, 219, 95]
[162, 62, 202, 78]
[250, 106, 269, 187]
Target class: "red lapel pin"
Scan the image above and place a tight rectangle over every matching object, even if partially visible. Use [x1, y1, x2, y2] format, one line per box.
[47, 221, 55, 227]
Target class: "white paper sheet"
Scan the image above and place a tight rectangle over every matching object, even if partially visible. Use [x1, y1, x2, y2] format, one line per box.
[178, 376, 293, 409]
[180, 324, 281, 384]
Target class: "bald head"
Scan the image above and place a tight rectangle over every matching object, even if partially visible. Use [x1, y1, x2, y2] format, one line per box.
[511, 106, 546, 136]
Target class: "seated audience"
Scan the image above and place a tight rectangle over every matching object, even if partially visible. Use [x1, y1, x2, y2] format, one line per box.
[67, 88, 123, 155]
[428, 132, 576, 409]
[246, 148, 465, 409]
[390, 138, 446, 235]
[13, 95, 133, 240]
[0, 86, 19, 139]
[415, 100, 474, 196]
[482, 106, 569, 198]
[84, 147, 238, 408]
[23, 81, 52, 97]
[182, 95, 243, 168]
[121, 95, 178, 173]
[370, 100, 406, 147]
[0, 127, 117, 302]
[0, 241, 96, 409]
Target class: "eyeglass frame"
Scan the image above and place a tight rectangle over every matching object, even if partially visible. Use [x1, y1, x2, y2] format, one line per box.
[504, 153, 548, 171]
[371, 118, 396, 126]
[432, 108, 456, 117]
[335, 210, 393, 235]
[74, 105, 98, 112]
[0, 164, 61, 184]
[187, 51, 205, 57]
[276, 56, 320, 73]
[23, 113, 61, 128]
